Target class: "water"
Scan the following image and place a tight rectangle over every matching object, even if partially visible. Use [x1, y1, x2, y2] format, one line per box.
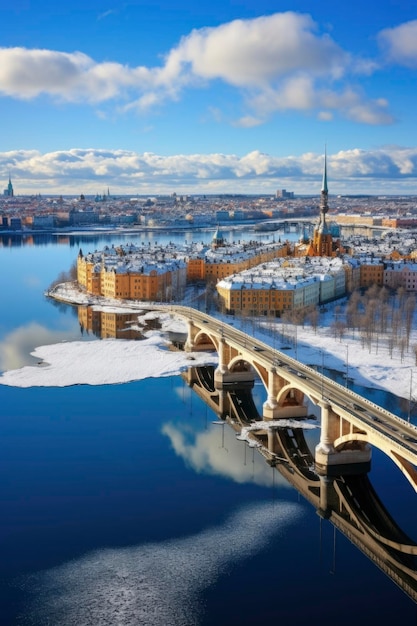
[0, 230, 416, 625]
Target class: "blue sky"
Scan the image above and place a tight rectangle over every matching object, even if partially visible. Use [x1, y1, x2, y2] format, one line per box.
[1, 0, 417, 195]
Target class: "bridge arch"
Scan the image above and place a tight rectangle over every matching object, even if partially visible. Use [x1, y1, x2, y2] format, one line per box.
[276, 383, 308, 412]
[228, 356, 253, 375]
[174, 308, 417, 479]
[334, 433, 417, 492]
[192, 329, 219, 351]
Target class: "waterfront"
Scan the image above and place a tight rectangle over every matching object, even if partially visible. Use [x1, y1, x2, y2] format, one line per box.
[0, 229, 416, 625]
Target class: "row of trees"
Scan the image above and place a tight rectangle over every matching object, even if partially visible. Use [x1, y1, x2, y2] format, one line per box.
[335, 285, 416, 360]
[277, 284, 417, 364]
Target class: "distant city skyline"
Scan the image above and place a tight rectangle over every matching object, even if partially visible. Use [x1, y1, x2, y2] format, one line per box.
[1, 0, 417, 195]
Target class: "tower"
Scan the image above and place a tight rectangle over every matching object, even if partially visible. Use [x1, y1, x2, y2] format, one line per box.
[211, 226, 225, 249]
[4, 174, 13, 197]
[312, 149, 333, 256]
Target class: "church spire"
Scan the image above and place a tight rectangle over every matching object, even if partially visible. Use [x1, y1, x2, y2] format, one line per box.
[322, 145, 328, 193]
[6, 173, 13, 197]
[310, 147, 333, 256]
[319, 147, 329, 226]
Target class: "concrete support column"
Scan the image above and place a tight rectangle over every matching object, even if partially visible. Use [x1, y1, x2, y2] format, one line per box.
[267, 427, 278, 455]
[184, 320, 195, 352]
[217, 389, 229, 418]
[217, 338, 228, 374]
[214, 338, 230, 388]
[315, 400, 372, 476]
[263, 367, 280, 420]
[316, 400, 335, 456]
[265, 368, 278, 410]
[318, 475, 333, 519]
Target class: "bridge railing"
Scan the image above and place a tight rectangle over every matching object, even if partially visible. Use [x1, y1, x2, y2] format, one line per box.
[162, 304, 417, 433]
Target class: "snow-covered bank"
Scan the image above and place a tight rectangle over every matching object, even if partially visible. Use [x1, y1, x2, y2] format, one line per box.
[0, 332, 217, 388]
[1, 282, 416, 405]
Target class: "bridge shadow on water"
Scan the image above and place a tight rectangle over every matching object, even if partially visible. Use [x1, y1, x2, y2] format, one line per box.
[182, 364, 417, 606]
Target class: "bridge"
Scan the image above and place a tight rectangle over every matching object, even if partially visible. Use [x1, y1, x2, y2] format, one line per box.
[164, 305, 417, 490]
[183, 364, 417, 603]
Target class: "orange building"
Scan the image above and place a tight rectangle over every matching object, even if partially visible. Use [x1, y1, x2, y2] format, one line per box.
[77, 248, 187, 301]
[359, 261, 385, 287]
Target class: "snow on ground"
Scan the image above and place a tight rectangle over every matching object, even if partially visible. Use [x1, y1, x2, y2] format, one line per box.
[0, 282, 416, 403]
[260, 317, 415, 402]
[0, 331, 217, 388]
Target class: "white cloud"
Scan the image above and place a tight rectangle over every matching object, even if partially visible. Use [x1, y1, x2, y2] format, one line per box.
[318, 111, 333, 121]
[163, 12, 348, 87]
[233, 115, 264, 128]
[97, 9, 117, 21]
[0, 47, 153, 103]
[345, 100, 392, 125]
[249, 80, 393, 125]
[378, 20, 417, 68]
[2, 146, 417, 195]
[0, 12, 391, 125]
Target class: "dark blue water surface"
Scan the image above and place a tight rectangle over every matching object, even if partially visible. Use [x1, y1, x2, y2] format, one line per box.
[0, 230, 416, 626]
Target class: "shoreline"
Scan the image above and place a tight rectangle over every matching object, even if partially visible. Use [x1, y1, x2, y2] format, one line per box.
[45, 282, 417, 408]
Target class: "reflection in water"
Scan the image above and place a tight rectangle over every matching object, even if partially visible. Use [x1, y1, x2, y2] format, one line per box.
[0, 229, 281, 252]
[19, 501, 302, 626]
[78, 306, 162, 340]
[183, 365, 417, 604]
[162, 418, 293, 488]
[0, 321, 82, 371]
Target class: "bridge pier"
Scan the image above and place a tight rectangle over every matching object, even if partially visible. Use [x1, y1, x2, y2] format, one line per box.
[214, 337, 230, 387]
[214, 368, 256, 388]
[214, 337, 256, 388]
[267, 427, 281, 455]
[263, 403, 309, 420]
[263, 367, 308, 419]
[184, 320, 197, 352]
[262, 367, 279, 419]
[184, 320, 215, 352]
[315, 400, 371, 476]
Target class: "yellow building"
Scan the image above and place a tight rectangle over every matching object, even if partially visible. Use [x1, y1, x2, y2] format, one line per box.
[203, 240, 289, 282]
[77, 254, 102, 295]
[77, 239, 289, 301]
[77, 247, 187, 301]
[100, 266, 174, 300]
[334, 214, 375, 226]
[216, 257, 350, 317]
[217, 274, 319, 317]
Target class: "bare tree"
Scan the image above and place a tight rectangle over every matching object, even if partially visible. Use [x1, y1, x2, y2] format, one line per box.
[399, 337, 407, 363]
[405, 294, 416, 348]
[308, 307, 319, 334]
[397, 286, 406, 310]
[388, 335, 395, 358]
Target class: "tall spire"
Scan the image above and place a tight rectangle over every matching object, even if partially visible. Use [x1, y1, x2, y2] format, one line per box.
[319, 147, 329, 223]
[7, 172, 13, 197]
[322, 145, 328, 193]
[311, 146, 333, 256]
